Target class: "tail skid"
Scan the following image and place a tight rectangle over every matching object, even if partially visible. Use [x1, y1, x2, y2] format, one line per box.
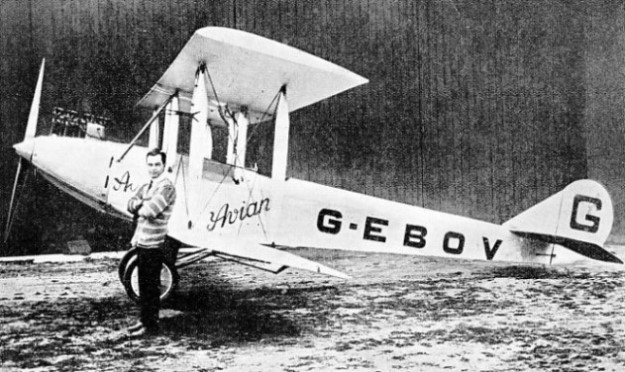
[504, 180, 621, 264]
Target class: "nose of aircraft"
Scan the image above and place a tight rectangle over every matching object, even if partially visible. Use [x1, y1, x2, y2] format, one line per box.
[13, 140, 35, 160]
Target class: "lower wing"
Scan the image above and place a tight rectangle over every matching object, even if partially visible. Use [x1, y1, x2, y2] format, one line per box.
[173, 236, 350, 279]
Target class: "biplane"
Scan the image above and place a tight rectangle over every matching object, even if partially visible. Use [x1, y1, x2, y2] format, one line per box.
[5, 27, 622, 301]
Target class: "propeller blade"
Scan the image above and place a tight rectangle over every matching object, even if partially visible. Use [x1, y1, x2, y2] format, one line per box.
[3, 158, 26, 244]
[25, 58, 45, 140]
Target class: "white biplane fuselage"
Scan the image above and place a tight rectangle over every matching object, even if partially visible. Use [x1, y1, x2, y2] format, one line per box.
[7, 27, 622, 284]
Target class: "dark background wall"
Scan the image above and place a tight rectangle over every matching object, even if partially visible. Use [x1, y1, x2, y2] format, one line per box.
[583, 4, 625, 243]
[1, 0, 624, 255]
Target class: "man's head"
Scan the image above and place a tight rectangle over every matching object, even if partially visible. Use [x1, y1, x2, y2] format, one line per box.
[146, 148, 166, 179]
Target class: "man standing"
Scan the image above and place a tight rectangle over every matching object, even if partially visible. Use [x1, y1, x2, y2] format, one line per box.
[126, 148, 176, 337]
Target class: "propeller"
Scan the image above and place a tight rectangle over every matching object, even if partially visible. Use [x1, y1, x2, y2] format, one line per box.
[3, 59, 45, 244]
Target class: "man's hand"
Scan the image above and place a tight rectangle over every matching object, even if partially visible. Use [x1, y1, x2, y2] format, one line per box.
[138, 207, 151, 219]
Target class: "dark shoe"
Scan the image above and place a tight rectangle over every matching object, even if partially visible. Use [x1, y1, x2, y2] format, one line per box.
[128, 326, 159, 338]
[127, 322, 143, 333]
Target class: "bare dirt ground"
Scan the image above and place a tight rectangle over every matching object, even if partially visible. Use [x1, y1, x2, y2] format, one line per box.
[1, 248, 625, 372]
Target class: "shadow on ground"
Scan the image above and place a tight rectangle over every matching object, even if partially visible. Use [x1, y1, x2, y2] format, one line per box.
[162, 282, 341, 347]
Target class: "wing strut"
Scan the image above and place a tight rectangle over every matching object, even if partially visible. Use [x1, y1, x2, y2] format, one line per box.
[272, 86, 289, 180]
[117, 94, 174, 162]
[162, 95, 180, 166]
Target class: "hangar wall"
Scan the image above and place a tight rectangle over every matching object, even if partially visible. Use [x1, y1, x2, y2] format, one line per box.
[583, 5, 625, 243]
[1, 0, 623, 253]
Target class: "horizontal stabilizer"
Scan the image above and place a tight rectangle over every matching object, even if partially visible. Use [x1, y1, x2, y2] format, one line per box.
[137, 27, 368, 125]
[512, 232, 622, 264]
[504, 180, 619, 264]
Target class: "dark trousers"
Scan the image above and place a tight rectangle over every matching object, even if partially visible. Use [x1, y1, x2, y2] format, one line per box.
[137, 247, 163, 331]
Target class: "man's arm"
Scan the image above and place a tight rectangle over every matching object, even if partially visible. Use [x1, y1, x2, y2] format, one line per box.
[127, 186, 146, 214]
[137, 184, 176, 219]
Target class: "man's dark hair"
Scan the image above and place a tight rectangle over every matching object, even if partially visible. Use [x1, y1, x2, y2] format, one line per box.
[146, 148, 166, 165]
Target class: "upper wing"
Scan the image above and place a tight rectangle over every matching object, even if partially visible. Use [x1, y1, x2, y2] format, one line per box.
[136, 27, 368, 125]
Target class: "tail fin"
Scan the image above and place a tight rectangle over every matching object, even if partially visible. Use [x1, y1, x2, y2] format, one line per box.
[503, 180, 621, 264]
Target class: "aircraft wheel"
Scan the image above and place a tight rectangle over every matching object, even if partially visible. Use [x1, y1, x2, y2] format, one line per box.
[122, 257, 179, 303]
[118, 248, 138, 283]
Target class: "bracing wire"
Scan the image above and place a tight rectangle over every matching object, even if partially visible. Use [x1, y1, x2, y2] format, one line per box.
[191, 63, 282, 237]
[173, 153, 190, 221]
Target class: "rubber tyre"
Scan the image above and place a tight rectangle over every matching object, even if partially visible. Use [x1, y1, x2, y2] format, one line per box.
[118, 248, 138, 283]
[122, 256, 179, 303]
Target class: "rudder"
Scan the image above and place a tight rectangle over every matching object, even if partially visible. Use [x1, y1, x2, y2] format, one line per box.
[503, 180, 621, 264]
